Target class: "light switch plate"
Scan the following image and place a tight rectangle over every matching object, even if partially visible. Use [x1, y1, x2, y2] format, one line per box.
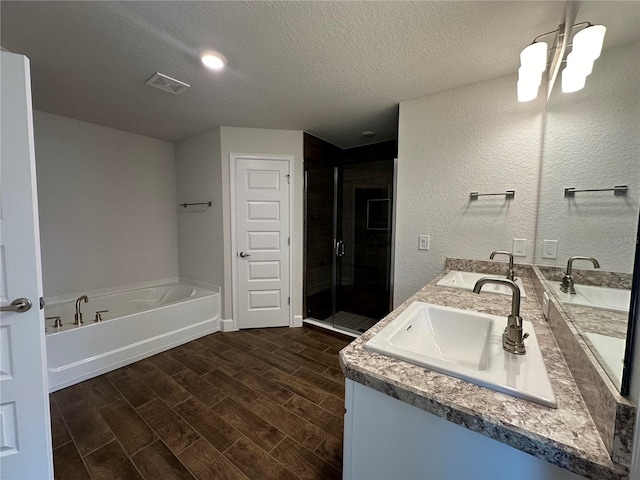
[419, 235, 430, 250]
[513, 238, 527, 257]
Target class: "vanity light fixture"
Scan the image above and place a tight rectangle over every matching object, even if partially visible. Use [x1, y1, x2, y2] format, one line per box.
[561, 24, 606, 93]
[517, 42, 548, 102]
[517, 22, 606, 101]
[200, 50, 227, 70]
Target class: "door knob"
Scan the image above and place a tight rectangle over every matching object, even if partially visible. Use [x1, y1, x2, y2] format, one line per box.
[239, 251, 251, 258]
[0, 298, 32, 313]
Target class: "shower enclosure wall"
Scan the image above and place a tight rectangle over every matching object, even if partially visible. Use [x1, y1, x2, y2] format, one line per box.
[304, 135, 396, 334]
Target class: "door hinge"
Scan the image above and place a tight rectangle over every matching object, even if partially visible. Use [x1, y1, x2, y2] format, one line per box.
[39, 297, 45, 309]
[288, 237, 290, 246]
[285, 174, 290, 184]
[288, 297, 290, 305]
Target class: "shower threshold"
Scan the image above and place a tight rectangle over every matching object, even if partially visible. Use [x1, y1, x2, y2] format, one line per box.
[304, 311, 379, 337]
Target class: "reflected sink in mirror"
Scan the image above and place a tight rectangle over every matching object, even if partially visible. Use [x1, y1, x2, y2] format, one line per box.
[364, 301, 556, 408]
[584, 332, 626, 387]
[550, 282, 631, 314]
[436, 270, 527, 297]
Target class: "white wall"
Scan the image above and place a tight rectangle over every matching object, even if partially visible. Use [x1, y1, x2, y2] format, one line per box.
[175, 129, 224, 291]
[536, 42, 640, 273]
[394, 74, 545, 305]
[220, 127, 304, 321]
[34, 111, 177, 297]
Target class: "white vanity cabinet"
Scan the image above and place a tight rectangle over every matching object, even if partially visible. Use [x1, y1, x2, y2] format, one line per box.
[342, 379, 588, 480]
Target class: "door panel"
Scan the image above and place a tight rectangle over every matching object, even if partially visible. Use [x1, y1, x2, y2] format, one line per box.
[0, 52, 53, 479]
[235, 158, 290, 329]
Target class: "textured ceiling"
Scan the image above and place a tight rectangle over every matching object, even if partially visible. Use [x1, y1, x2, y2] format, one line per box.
[1, 1, 638, 148]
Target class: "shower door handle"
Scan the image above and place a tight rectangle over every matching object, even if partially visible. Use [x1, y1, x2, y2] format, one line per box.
[336, 241, 345, 257]
[1, 297, 32, 313]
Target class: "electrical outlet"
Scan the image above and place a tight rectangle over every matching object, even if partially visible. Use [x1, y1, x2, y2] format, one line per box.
[542, 239, 558, 259]
[512, 238, 527, 257]
[419, 235, 430, 250]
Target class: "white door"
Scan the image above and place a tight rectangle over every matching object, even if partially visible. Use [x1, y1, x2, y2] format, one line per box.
[233, 156, 291, 329]
[0, 52, 53, 479]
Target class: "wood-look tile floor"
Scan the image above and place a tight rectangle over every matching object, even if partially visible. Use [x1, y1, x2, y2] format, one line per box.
[50, 326, 351, 480]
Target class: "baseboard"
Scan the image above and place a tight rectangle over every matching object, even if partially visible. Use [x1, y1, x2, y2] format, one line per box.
[221, 318, 238, 332]
[292, 314, 303, 328]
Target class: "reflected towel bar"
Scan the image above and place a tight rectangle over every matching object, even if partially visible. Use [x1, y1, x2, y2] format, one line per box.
[470, 190, 515, 201]
[179, 201, 212, 207]
[564, 186, 628, 197]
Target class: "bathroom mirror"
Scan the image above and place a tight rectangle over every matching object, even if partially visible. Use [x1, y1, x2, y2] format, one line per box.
[534, 38, 640, 392]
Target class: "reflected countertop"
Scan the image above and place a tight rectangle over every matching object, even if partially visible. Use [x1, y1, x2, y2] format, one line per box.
[339, 272, 628, 480]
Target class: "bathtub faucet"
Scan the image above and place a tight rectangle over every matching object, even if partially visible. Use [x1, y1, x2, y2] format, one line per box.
[75, 295, 89, 325]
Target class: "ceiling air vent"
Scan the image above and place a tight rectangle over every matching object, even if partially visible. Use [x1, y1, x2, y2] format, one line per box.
[145, 72, 190, 95]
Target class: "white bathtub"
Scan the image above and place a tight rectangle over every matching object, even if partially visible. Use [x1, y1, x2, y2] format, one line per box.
[45, 282, 220, 392]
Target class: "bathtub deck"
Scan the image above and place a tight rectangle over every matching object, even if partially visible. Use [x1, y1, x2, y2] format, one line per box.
[49, 325, 351, 480]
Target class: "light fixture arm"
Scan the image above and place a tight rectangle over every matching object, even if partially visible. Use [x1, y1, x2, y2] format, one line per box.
[531, 21, 591, 45]
[546, 1, 579, 99]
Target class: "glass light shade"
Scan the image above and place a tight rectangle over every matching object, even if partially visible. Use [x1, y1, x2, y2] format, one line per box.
[520, 42, 548, 72]
[201, 50, 227, 70]
[567, 51, 594, 77]
[572, 25, 606, 60]
[518, 66, 542, 87]
[517, 79, 539, 102]
[561, 67, 586, 93]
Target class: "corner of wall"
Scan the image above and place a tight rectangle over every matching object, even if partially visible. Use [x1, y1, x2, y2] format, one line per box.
[394, 74, 545, 305]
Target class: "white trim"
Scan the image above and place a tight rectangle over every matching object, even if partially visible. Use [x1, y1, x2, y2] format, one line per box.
[303, 318, 360, 338]
[292, 314, 303, 328]
[178, 276, 221, 294]
[220, 318, 238, 332]
[46, 277, 179, 304]
[229, 153, 294, 329]
[343, 379, 355, 478]
[389, 157, 398, 310]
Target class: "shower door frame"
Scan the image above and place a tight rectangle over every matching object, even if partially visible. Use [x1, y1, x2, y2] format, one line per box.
[303, 158, 398, 334]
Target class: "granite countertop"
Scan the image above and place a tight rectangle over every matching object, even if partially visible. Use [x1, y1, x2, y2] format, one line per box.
[566, 304, 629, 339]
[339, 273, 629, 480]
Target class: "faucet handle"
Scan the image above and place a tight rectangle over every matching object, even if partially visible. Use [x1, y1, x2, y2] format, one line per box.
[95, 310, 109, 322]
[46, 316, 63, 328]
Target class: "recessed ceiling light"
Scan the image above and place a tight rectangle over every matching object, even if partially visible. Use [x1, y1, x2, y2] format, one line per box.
[362, 131, 377, 138]
[201, 50, 227, 70]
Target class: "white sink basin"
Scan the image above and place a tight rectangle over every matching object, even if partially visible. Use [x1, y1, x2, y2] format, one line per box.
[550, 283, 631, 314]
[364, 301, 556, 408]
[436, 270, 527, 297]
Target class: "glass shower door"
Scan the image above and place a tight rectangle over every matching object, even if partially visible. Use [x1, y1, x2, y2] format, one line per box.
[305, 159, 394, 334]
[334, 160, 394, 333]
[304, 166, 336, 324]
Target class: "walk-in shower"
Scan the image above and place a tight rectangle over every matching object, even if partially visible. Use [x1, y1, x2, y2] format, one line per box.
[304, 139, 396, 335]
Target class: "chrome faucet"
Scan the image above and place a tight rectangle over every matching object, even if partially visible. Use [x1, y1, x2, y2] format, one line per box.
[473, 278, 528, 355]
[74, 295, 89, 325]
[560, 256, 601, 294]
[490, 250, 515, 281]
